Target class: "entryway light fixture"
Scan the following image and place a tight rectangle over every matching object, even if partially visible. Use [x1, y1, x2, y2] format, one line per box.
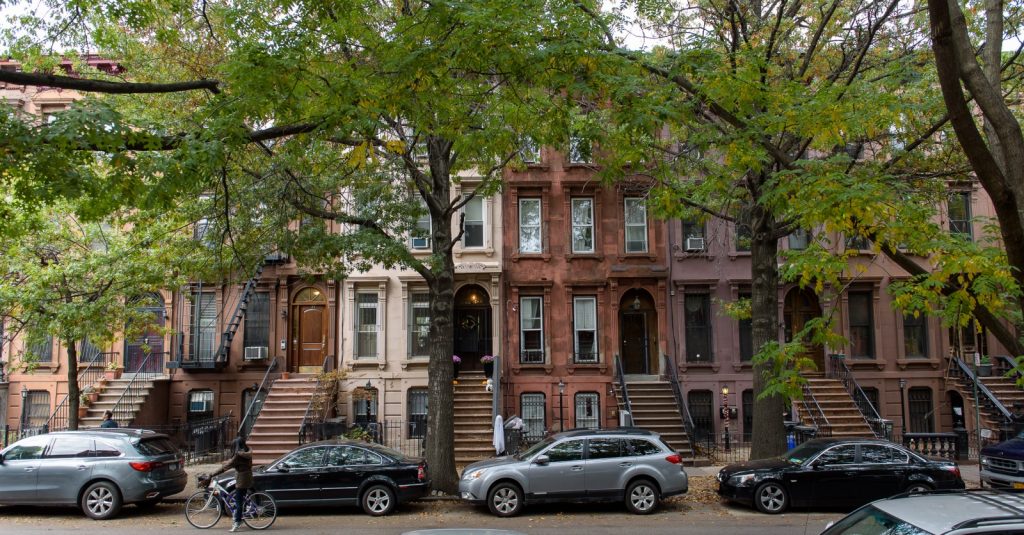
[632, 295, 642, 310]
[365, 379, 373, 390]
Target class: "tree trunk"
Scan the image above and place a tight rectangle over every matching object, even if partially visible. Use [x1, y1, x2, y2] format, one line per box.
[67, 339, 80, 430]
[749, 205, 787, 459]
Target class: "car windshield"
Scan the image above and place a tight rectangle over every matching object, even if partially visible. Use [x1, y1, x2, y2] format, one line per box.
[822, 505, 932, 535]
[783, 441, 831, 465]
[516, 437, 556, 460]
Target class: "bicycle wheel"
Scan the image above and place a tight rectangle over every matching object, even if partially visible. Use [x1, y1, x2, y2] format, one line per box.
[242, 492, 277, 530]
[184, 490, 223, 529]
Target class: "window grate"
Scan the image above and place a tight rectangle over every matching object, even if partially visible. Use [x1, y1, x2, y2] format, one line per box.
[575, 392, 600, 429]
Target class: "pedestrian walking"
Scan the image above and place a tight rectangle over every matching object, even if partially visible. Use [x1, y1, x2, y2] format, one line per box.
[210, 437, 254, 532]
[100, 410, 118, 428]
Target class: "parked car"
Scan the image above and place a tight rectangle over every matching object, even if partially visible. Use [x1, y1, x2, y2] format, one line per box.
[717, 437, 964, 514]
[458, 428, 689, 517]
[980, 430, 1024, 489]
[0, 429, 186, 520]
[820, 489, 1024, 534]
[214, 438, 429, 516]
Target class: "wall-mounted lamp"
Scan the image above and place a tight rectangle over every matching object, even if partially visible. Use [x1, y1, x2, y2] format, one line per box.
[721, 386, 729, 396]
[281, 309, 288, 319]
[20, 384, 27, 400]
[632, 295, 642, 310]
[365, 379, 373, 390]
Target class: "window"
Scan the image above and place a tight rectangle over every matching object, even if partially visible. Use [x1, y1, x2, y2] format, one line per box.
[27, 334, 53, 363]
[624, 439, 661, 456]
[545, 439, 585, 462]
[188, 390, 214, 421]
[244, 292, 270, 349]
[520, 137, 540, 163]
[334, 446, 382, 466]
[588, 439, 621, 459]
[281, 446, 327, 469]
[574, 392, 600, 429]
[408, 388, 428, 439]
[684, 293, 712, 362]
[4, 435, 49, 460]
[903, 313, 928, 359]
[194, 217, 211, 242]
[735, 222, 752, 252]
[861, 444, 909, 465]
[462, 195, 485, 248]
[862, 387, 880, 418]
[519, 296, 544, 364]
[682, 220, 705, 252]
[848, 291, 875, 359]
[624, 198, 648, 253]
[846, 234, 870, 251]
[568, 135, 591, 164]
[354, 388, 378, 425]
[518, 198, 542, 253]
[78, 337, 102, 363]
[572, 297, 598, 363]
[908, 387, 934, 433]
[408, 292, 430, 357]
[948, 191, 972, 240]
[688, 390, 713, 444]
[816, 445, 858, 465]
[47, 437, 94, 458]
[570, 198, 594, 253]
[521, 393, 546, 440]
[410, 202, 431, 250]
[190, 291, 216, 362]
[742, 390, 754, 441]
[25, 390, 50, 428]
[356, 292, 379, 359]
[738, 293, 753, 362]
[788, 229, 810, 250]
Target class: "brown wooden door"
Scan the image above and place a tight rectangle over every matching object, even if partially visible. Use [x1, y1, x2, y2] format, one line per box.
[621, 312, 649, 374]
[125, 306, 165, 373]
[296, 305, 326, 368]
[784, 289, 825, 370]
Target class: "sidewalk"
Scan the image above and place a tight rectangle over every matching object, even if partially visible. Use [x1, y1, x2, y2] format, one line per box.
[166, 462, 223, 502]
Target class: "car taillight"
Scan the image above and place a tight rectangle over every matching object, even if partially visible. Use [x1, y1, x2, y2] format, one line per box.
[946, 465, 962, 479]
[417, 463, 427, 482]
[129, 461, 163, 472]
[665, 454, 682, 464]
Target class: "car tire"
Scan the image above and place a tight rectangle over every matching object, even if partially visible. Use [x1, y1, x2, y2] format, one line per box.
[754, 481, 788, 514]
[625, 479, 660, 515]
[81, 481, 123, 520]
[361, 484, 397, 516]
[487, 482, 524, 517]
[905, 483, 933, 494]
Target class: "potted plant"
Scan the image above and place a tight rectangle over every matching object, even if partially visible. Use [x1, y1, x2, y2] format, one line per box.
[104, 360, 123, 380]
[481, 355, 496, 378]
[78, 393, 91, 418]
[452, 355, 462, 382]
[978, 355, 993, 377]
[82, 385, 99, 404]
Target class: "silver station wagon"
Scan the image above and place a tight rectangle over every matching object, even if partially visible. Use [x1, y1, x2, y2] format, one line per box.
[0, 429, 186, 519]
[459, 428, 688, 517]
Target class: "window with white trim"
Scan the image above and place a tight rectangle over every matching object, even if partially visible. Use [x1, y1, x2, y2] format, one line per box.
[519, 198, 542, 253]
[573, 297, 598, 363]
[408, 292, 430, 357]
[570, 198, 594, 253]
[190, 291, 216, 362]
[410, 201, 431, 251]
[569, 135, 591, 164]
[520, 137, 540, 163]
[624, 198, 648, 253]
[948, 191, 972, 240]
[355, 292, 379, 359]
[520, 296, 544, 363]
[462, 195, 485, 248]
[574, 392, 600, 429]
[187, 389, 214, 421]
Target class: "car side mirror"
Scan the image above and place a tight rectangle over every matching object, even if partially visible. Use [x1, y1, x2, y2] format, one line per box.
[533, 455, 550, 466]
[276, 463, 290, 473]
[810, 459, 824, 469]
[0, 452, 4, 464]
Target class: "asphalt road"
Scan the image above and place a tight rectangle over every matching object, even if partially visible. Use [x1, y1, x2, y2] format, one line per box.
[0, 499, 841, 535]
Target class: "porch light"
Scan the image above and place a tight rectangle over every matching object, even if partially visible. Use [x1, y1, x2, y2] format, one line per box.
[632, 295, 641, 310]
[721, 386, 729, 396]
[365, 379, 373, 390]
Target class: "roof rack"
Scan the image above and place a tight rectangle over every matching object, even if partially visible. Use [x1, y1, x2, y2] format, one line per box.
[951, 515, 1024, 530]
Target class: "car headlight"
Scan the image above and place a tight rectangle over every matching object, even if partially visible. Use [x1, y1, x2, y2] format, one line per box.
[980, 457, 989, 465]
[462, 469, 488, 481]
[727, 473, 758, 486]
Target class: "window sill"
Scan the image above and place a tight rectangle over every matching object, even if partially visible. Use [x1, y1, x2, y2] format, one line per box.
[679, 361, 719, 373]
[511, 252, 551, 263]
[511, 363, 553, 375]
[896, 358, 940, 371]
[566, 253, 603, 262]
[617, 253, 658, 262]
[349, 359, 386, 371]
[674, 252, 711, 261]
[401, 358, 430, 370]
[567, 362, 608, 375]
[731, 361, 755, 372]
[455, 247, 494, 258]
[727, 252, 752, 260]
[847, 358, 886, 371]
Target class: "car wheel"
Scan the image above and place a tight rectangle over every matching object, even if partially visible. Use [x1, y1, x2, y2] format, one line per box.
[625, 479, 660, 514]
[361, 484, 397, 516]
[487, 482, 523, 517]
[905, 483, 933, 494]
[81, 481, 123, 520]
[754, 482, 788, 514]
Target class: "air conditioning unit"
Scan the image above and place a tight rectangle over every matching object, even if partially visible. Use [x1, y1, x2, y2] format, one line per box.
[411, 236, 430, 250]
[685, 236, 705, 251]
[244, 346, 269, 361]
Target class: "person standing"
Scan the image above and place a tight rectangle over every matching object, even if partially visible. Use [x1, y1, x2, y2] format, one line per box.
[100, 411, 118, 428]
[210, 437, 253, 532]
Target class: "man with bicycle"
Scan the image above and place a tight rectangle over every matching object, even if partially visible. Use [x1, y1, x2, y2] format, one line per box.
[209, 437, 254, 532]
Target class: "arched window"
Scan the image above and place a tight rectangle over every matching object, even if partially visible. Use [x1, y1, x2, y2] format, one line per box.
[295, 287, 326, 303]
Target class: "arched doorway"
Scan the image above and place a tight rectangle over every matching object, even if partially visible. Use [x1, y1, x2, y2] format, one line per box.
[454, 284, 491, 372]
[947, 390, 966, 430]
[124, 293, 165, 373]
[783, 287, 824, 370]
[620, 289, 658, 375]
[292, 287, 327, 371]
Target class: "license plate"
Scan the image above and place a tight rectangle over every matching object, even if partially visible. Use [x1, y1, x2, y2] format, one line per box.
[1012, 482, 1024, 489]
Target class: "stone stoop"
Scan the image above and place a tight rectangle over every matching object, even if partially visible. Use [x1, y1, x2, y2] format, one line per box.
[801, 376, 874, 438]
[952, 375, 1022, 433]
[80, 375, 166, 428]
[454, 372, 496, 464]
[247, 376, 318, 465]
[613, 382, 695, 461]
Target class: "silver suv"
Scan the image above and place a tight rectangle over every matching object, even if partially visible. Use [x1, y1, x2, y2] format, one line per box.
[0, 429, 186, 519]
[459, 428, 688, 517]
[821, 490, 1024, 534]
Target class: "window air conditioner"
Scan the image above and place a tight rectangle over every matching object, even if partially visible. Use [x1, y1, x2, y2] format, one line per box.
[244, 346, 269, 361]
[685, 236, 706, 251]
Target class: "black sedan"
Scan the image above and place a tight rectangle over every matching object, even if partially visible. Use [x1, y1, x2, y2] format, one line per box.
[218, 439, 429, 516]
[717, 438, 964, 514]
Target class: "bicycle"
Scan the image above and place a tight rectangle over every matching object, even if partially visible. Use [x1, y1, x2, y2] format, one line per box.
[185, 475, 277, 530]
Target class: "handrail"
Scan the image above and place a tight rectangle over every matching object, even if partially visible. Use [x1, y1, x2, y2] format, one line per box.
[45, 351, 112, 431]
[491, 355, 502, 421]
[298, 355, 334, 445]
[662, 353, 696, 441]
[238, 357, 279, 438]
[995, 355, 1020, 378]
[613, 354, 634, 426]
[109, 351, 163, 426]
[827, 354, 889, 439]
[801, 382, 832, 437]
[952, 357, 1013, 421]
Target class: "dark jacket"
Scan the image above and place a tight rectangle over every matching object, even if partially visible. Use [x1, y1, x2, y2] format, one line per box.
[99, 419, 118, 429]
[214, 450, 254, 489]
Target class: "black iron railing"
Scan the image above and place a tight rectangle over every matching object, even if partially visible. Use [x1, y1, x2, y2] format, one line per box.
[45, 351, 114, 432]
[663, 353, 696, 444]
[491, 355, 502, 421]
[214, 265, 264, 363]
[239, 357, 279, 439]
[109, 351, 165, 426]
[613, 354, 634, 426]
[950, 357, 1013, 425]
[298, 355, 336, 445]
[826, 354, 891, 439]
[140, 415, 237, 465]
[995, 355, 1021, 379]
[800, 382, 832, 437]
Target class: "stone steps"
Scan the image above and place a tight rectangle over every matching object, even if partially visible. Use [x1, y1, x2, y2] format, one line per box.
[248, 376, 318, 464]
[615, 382, 694, 459]
[453, 374, 494, 464]
[801, 376, 874, 437]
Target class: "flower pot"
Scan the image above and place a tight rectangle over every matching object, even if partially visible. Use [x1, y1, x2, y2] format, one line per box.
[281, 371, 291, 379]
[978, 364, 993, 377]
[78, 406, 89, 418]
[88, 392, 99, 403]
[104, 369, 122, 380]
[483, 361, 494, 378]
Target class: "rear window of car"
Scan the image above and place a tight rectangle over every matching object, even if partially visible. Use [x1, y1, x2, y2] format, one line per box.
[821, 505, 930, 535]
[135, 438, 178, 456]
[626, 439, 662, 456]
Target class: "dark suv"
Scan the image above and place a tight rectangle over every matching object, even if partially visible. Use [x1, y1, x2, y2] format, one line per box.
[0, 429, 186, 519]
[980, 430, 1024, 489]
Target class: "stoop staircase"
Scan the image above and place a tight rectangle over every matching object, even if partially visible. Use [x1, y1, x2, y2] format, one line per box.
[454, 371, 495, 464]
[247, 376, 318, 465]
[800, 375, 874, 437]
[81, 375, 167, 428]
[614, 381, 694, 458]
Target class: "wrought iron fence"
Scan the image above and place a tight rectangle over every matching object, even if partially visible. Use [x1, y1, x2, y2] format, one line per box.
[138, 415, 237, 465]
[2, 424, 49, 448]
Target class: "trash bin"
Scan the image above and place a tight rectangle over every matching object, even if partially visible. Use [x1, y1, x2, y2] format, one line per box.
[794, 425, 817, 444]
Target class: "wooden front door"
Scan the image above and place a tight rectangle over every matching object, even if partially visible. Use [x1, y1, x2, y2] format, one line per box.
[784, 288, 825, 370]
[125, 305, 165, 373]
[621, 312, 649, 374]
[294, 304, 326, 368]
